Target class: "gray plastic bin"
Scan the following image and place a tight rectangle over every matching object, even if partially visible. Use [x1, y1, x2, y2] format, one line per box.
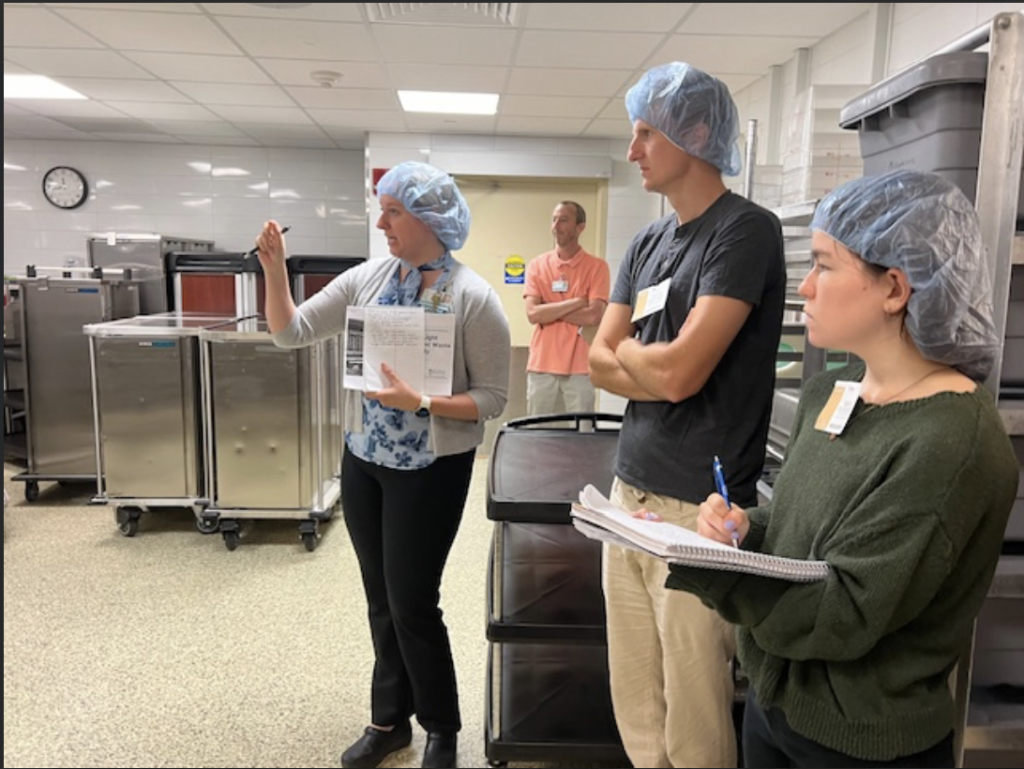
[839, 52, 1024, 221]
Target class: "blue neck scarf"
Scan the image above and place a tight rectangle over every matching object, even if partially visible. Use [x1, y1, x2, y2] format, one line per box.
[380, 252, 454, 307]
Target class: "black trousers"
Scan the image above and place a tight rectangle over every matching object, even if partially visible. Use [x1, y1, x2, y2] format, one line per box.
[341, 447, 476, 734]
[743, 687, 954, 768]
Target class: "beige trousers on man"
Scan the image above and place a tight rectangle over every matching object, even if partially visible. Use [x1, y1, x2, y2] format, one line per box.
[603, 477, 738, 768]
[526, 371, 595, 416]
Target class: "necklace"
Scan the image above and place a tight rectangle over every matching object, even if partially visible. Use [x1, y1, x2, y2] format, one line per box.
[828, 367, 944, 441]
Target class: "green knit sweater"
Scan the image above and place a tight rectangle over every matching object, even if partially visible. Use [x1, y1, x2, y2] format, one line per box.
[666, 362, 1018, 761]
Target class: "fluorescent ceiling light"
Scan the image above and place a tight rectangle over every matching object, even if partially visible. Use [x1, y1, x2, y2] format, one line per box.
[4, 75, 87, 100]
[398, 90, 498, 115]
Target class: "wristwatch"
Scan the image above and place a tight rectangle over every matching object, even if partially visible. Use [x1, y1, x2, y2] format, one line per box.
[415, 393, 432, 418]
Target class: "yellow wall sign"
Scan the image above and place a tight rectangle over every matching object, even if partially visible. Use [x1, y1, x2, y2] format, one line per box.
[504, 255, 525, 284]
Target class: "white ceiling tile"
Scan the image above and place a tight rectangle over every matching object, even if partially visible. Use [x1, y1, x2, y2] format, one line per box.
[501, 94, 609, 119]
[172, 82, 293, 107]
[3, 61, 33, 75]
[121, 52, 272, 84]
[2, 2, 890, 144]
[45, 3, 201, 12]
[3, 7, 106, 48]
[108, 102, 219, 121]
[371, 26, 516, 65]
[652, 34, 819, 75]
[4, 48, 150, 78]
[92, 131, 184, 143]
[515, 30, 665, 69]
[681, 3, 871, 37]
[59, 78, 192, 103]
[286, 87, 399, 111]
[582, 118, 633, 140]
[524, 3, 696, 32]
[53, 8, 242, 55]
[178, 135, 261, 146]
[240, 124, 329, 140]
[146, 120, 245, 136]
[386, 63, 508, 92]
[404, 114, 498, 133]
[206, 105, 313, 124]
[217, 18, 378, 62]
[259, 59, 391, 89]
[9, 99, 133, 118]
[507, 67, 633, 98]
[308, 109, 407, 131]
[496, 116, 590, 135]
[204, 3, 363, 22]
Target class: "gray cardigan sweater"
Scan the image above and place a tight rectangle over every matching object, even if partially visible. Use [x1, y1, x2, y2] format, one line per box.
[271, 256, 511, 457]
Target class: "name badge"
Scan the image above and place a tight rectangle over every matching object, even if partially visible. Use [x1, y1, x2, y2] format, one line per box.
[814, 380, 862, 437]
[419, 287, 454, 314]
[552, 279, 569, 292]
[631, 278, 671, 323]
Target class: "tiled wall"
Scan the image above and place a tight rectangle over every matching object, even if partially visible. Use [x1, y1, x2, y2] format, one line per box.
[3, 141, 367, 275]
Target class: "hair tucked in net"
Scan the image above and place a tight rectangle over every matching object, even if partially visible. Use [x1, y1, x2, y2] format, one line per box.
[811, 169, 998, 381]
[377, 161, 471, 251]
[625, 61, 742, 177]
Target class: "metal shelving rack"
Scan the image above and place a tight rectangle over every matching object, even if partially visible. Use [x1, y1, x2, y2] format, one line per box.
[938, 11, 1024, 769]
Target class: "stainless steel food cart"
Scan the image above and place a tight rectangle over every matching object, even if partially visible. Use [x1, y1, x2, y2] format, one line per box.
[9, 267, 141, 502]
[198, 318, 343, 551]
[84, 313, 236, 537]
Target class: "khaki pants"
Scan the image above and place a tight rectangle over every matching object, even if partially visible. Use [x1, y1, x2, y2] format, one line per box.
[603, 477, 738, 768]
[526, 372, 596, 416]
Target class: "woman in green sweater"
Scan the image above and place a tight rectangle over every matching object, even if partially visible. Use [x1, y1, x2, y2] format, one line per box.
[665, 169, 1018, 768]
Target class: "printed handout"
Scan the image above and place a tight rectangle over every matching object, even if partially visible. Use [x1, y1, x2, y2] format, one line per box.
[344, 306, 455, 396]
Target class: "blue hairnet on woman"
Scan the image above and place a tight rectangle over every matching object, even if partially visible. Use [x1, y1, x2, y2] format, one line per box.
[253, 160, 511, 769]
[663, 168, 1018, 768]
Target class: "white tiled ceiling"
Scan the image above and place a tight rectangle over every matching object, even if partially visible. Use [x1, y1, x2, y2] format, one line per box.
[3, 2, 872, 149]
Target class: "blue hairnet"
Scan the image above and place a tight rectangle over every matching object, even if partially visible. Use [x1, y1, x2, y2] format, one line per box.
[625, 62, 742, 177]
[376, 161, 471, 251]
[811, 169, 998, 382]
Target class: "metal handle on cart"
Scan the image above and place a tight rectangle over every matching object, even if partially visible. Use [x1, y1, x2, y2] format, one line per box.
[504, 412, 622, 432]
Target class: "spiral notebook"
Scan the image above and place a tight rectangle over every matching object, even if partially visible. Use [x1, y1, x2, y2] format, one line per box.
[571, 484, 830, 583]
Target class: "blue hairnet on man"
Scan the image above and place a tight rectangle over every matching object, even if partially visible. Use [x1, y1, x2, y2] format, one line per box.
[625, 61, 742, 176]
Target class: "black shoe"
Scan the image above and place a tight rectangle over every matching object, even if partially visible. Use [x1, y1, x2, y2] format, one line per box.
[340, 721, 412, 769]
[421, 731, 457, 769]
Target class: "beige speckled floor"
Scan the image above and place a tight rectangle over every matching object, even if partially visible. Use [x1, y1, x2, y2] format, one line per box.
[3, 460, 626, 769]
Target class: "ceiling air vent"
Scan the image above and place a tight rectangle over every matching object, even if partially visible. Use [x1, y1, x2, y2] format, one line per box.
[364, 3, 518, 26]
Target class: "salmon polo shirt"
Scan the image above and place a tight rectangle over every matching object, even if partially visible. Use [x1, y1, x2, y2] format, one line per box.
[523, 247, 610, 376]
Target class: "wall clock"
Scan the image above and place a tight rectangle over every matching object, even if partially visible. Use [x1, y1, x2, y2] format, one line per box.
[42, 166, 87, 209]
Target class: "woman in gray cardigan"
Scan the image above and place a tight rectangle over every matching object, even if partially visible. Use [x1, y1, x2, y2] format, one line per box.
[255, 162, 510, 769]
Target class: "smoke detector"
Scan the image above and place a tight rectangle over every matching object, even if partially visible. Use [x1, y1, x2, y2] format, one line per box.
[364, 3, 518, 26]
[311, 70, 343, 88]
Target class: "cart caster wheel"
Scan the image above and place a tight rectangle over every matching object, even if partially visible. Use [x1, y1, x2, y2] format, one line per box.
[195, 517, 219, 535]
[24, 481, 39, 503]
[487, 761, 507, 768]
[301, 531, 319, 552]
[223, 530, 240, 551]
[115, 507, 140, 537]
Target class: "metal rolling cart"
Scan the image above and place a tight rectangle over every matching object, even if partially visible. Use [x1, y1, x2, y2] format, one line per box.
[485, 413, 628, 768]
[197, 317, 343, 551]
[84, 312, 236, 537]
[88, 233, 214, 315]
[8, 266, 141, 502]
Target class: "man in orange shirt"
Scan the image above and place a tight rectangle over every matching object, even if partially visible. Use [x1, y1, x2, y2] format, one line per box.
[523, 200, 610, 416]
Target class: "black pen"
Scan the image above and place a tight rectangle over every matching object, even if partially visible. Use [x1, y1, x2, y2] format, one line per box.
[247, 225, 291, 257]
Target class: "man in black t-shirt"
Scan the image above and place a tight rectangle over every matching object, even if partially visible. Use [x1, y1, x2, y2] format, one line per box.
[589, 62, 785, 769]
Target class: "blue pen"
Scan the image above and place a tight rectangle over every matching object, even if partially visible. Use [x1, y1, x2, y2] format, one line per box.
[713, 455, 739, 549]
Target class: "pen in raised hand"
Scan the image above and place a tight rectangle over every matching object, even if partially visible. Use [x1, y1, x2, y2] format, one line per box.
[713, 455, 739, 549]
[248, 225, 291, 258]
